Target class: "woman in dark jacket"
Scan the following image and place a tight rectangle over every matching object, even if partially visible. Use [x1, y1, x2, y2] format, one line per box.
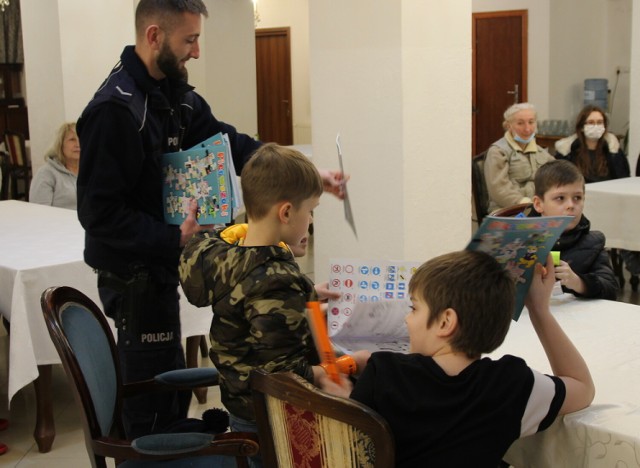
[554, 105, 630, 182]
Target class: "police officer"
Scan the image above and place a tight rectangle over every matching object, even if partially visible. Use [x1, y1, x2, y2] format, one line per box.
[76, 0, 261, 438]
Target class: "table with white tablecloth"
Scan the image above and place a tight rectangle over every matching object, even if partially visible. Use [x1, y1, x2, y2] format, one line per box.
[495, 294, 640, 467]
[583, 176, 640, 289]
[584, 177, 640, 251]
[0, 200, 211, 452]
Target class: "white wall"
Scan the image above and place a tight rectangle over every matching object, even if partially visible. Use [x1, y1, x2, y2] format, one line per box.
[310, 1, 471, 274]
[201, 0, 257, 138]
[254, 0, 311, 143]
[549, 0, 631, 134]
[21, 0, 136, 173]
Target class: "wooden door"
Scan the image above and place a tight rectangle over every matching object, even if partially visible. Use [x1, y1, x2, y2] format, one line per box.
[472, 10, 528, 156]
[255, 27, 293, 145]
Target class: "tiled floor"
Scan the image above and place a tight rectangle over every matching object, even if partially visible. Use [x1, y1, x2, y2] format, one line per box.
[0, 242, 637, 466]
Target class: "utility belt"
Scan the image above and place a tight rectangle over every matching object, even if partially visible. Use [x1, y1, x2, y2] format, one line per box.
[97, 264, 151, 337]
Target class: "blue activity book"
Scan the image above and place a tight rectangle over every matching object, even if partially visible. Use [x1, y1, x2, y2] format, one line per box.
[466, 215, 573, 320]
[162, 132, 240, 225]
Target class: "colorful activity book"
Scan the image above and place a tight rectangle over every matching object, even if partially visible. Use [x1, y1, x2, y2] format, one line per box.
[466, 214, 573, 320]
[326, 258, 421, 354]
[162, 132, 239, 225]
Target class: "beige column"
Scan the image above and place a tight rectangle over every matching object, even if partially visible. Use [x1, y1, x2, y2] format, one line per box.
[309, 1, 472, 273]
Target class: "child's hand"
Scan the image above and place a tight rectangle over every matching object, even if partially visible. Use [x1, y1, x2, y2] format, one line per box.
[351, 350, 371, 376]
[554, 260, 586, 294]
[314, 281, 342, 301]
[525, 254, 555, 314]
[317, 370, 353, 398]
[179, 198, 204, 246]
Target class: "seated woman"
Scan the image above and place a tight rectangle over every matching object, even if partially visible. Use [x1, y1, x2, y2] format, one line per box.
[484, 103, 555, 212]
[29, 122, 80, 209]
[554, 104, 630, 182]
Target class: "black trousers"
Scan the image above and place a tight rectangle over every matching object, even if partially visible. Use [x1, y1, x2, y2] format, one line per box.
[98, 273, 191, 439]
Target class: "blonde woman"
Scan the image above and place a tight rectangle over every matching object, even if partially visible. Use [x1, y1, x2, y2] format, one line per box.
[29, 122, 80, 209]
[484, 103, 555, 212]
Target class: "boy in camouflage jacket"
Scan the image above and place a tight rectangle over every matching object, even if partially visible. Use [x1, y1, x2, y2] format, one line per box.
[179, 143, 327, 430]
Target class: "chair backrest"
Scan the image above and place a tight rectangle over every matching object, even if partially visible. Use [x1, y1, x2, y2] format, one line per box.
[4, 130, 29, 168]
[471, 151, 489, 223]
[490, 202, 533, 218]
[250, 370, 395, 468]
[41, 286, 123, 462]
[0, 150, 9, 200]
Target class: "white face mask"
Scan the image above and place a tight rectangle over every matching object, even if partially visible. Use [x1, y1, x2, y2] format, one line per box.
[583, 124, 605, 140]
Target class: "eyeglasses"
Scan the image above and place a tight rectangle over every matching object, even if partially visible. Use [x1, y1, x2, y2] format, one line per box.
[585, 120, 605, 126]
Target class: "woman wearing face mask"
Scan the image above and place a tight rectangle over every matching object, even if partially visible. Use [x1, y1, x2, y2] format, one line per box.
[554, 105, 630, 182]
[484, 102, 555, 212]
[556, 106, 638, 281]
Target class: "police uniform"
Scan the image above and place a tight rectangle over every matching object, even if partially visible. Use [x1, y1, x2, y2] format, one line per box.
[77, 45, 260, 438]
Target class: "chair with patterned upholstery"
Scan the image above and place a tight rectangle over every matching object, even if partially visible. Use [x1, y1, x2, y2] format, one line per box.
[42, 285, 258, 468]
[250, 369, 394, 468]
[3, 130, 31, 200]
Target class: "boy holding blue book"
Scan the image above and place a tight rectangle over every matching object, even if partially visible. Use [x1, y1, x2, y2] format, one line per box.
[530, 160, 618, 299]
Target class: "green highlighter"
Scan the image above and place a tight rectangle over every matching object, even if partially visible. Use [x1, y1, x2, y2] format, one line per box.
[550, 251, 561, 266]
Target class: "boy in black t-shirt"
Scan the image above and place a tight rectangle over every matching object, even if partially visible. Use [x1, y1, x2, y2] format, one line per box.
[320, 250, 595, 468]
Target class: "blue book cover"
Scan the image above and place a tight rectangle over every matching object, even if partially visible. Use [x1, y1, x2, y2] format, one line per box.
[189, 132, 243, 217]
[467, 215, 574, 320]
[162, 138, 232, 225]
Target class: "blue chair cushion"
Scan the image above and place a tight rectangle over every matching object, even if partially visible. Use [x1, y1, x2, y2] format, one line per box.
[154, 367, 219, 387]
[132, 432, 213, 455]
[119, 454, 237, 467]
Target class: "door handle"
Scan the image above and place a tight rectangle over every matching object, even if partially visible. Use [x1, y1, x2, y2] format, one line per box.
[507, 84, 519, 104]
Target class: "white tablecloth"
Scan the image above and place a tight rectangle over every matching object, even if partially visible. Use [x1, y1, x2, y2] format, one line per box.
[494, 294, 640, 467]
[584, 177, 640, 250]
[0, 200, 211, 405]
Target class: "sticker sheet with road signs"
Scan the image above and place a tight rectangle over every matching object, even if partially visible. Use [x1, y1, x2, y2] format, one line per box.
[327, 258, 421, 353]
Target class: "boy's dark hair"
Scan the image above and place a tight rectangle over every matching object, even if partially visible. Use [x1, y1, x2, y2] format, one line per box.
[241, 143, 323, 221]
[135, 0, 208, 36]
[534, 160, 585, 198]
[409, 250, 514, 358]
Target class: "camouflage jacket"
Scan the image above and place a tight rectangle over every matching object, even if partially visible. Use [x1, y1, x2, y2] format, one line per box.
[179, 226, 318, 421]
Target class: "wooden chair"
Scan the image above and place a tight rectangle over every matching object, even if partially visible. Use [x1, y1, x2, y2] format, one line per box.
[3, 130, 31, 200]
[490, 202, 533, 218]
[41, 286, 258, 468]
[0, 149, 10, 200]
[250, 369, 395, 468]
[471, 151, 489, 224]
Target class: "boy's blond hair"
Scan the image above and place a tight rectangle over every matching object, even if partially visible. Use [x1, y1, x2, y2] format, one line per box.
[241, 143, 323, 221]
[409, 250, 514, 359]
